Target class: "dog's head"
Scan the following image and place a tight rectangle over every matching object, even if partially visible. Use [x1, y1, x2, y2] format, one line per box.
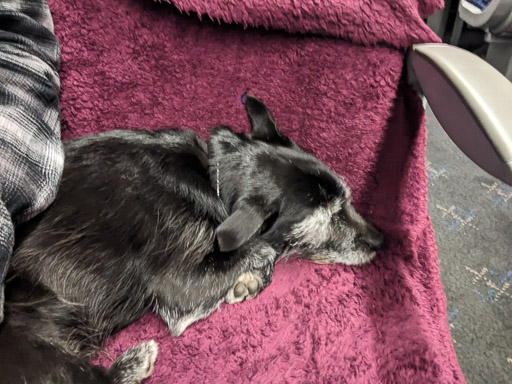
[209, 96, 383, 265]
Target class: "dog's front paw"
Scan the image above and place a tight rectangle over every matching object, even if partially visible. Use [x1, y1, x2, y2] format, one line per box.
[226, 245, 275, 304]
[226, 271, 264, 304]
[225, 240, 276, 304]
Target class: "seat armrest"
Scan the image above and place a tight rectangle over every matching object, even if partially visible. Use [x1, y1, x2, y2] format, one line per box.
[407, 43, 512, 186]
[458, 0, 512, 34]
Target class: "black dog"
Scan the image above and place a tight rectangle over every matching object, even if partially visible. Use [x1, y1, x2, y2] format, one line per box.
[0, 96, 382, 384]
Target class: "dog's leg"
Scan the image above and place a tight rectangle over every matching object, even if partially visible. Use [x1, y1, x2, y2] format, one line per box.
[155, 238, 276, 336]
[107, 340, 159, 384]
[1, 317, 157, 384]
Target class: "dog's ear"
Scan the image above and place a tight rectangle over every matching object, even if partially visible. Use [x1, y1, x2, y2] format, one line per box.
[216, 197, 277, 252]
[244, 96, 291, 146]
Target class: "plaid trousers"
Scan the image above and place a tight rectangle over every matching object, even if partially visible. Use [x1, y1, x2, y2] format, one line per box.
[0, 0, 63, 320]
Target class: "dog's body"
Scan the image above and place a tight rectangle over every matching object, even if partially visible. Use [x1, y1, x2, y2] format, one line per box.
[0, 97, 382, 384]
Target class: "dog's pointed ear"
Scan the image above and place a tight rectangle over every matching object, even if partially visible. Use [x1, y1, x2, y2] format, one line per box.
[216, 197, 277, 252]
[244, 96, 291, 146]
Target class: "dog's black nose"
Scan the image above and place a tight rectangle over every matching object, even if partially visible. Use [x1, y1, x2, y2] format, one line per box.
[362, 230, 384, 250]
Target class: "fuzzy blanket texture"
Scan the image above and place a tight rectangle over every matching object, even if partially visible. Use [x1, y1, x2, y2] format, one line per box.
[47, 0, 464, 382]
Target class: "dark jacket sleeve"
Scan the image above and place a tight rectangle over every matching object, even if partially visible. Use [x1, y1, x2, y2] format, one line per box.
[0, 0, 64, 321]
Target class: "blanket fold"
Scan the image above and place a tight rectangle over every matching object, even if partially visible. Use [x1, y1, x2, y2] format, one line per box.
[160, 0, 442, 48]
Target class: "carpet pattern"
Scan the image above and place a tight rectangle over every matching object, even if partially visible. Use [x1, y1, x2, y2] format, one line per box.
[426, 106, 512, 384]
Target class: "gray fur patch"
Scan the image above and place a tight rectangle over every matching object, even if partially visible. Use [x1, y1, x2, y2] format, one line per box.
[158, 303, 223, 337]
[289, 197, 344, 248]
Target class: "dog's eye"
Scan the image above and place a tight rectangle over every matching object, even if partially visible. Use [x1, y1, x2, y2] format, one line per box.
[259, 211, 279, 235]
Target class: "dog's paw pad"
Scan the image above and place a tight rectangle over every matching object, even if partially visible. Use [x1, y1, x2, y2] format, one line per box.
[226, 271, 263, 304]
[246, 280, 259, 295]
[234, 281, 248, 298]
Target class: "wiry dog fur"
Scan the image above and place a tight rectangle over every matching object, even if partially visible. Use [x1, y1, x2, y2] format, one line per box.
[0, 96, 382, 383]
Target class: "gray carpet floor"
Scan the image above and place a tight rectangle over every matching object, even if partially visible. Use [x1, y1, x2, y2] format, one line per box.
[425, 106, 511, 383]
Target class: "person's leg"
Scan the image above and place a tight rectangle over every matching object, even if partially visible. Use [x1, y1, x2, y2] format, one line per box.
[0, 0, 64, 322]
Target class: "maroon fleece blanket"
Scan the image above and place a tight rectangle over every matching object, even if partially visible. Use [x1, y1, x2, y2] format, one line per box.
[47, 0, 464, 382]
